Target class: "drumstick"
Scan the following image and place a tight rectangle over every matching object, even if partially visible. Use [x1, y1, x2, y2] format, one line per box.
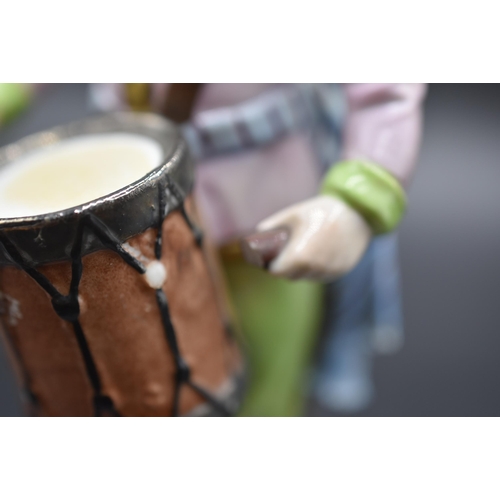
[124, 83, 203, 124]
[240, 228, 290, 269]
[162, 83, 203, 123]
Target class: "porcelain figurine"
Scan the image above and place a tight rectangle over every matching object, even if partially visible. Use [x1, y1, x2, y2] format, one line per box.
[89, 83, 427, 415]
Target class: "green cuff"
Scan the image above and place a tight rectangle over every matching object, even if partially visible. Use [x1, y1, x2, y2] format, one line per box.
[0, 83, 32, 126]
[321, 160, 407, 234]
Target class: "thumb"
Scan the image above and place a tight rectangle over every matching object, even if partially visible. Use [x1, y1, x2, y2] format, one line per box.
[257, 204, 302, 233]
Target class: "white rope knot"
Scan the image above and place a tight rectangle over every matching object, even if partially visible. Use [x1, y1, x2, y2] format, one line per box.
[144, 260, 167, 289]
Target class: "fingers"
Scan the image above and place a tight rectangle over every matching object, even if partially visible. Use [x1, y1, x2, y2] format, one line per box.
[267, 224, 309, 276]
[254, 195, 372, 282]
[257, 202, 305, 233]
[256, 205, 307, 276]
[258, 198, 322, 276]
[264, 197, 332, 278]
[268, 251, 305, 278]
[269, 249, 340, 282]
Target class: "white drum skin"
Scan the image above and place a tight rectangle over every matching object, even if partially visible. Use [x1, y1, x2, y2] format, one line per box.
[0, 133, 163, 219]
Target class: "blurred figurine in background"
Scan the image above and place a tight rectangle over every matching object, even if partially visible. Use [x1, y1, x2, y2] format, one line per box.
[0, 84, 34, 128]
[89, 83, 426, 415]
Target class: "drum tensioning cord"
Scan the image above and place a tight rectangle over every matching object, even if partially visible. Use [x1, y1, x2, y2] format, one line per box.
[0, 175, 230, 417]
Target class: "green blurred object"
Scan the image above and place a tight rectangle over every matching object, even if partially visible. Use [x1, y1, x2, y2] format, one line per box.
[0, 83, 32, 126]
[321, 160, 407, 234]
[222, 259, 323, 416]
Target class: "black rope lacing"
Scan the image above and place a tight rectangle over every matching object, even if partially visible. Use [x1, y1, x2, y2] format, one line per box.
[0, 177, 229, 417]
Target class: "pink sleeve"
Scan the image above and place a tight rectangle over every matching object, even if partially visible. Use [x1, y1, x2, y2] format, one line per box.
[342, 83, 427, 188]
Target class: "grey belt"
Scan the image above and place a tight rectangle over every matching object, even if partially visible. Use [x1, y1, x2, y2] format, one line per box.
[182, 83, 346, 168]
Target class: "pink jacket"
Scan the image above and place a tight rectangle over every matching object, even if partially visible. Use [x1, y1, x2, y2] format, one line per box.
[193, 83, 425, 244]
[91, 83, 427, 245]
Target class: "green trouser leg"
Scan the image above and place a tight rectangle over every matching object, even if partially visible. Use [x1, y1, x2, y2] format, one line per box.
[222, 260, 324, 417]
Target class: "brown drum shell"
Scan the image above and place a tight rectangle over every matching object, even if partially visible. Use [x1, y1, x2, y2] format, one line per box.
[0, 197, 242, 416]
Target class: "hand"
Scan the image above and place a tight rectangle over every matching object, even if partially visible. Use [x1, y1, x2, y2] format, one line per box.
[256, 195, 372, 281]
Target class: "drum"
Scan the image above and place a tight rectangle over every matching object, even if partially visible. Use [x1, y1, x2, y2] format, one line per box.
[0, 113, 244, 417]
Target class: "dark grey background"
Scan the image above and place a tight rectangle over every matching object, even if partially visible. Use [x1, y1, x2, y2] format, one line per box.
[1, 84, 499, 417]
